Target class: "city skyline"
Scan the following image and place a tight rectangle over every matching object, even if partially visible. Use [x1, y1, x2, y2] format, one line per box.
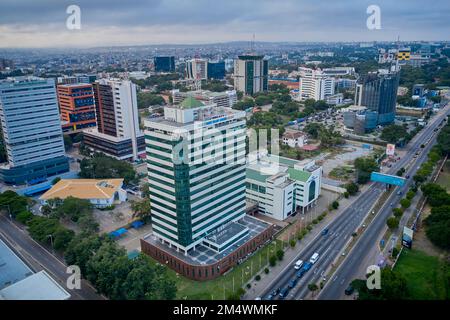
[1, 0, 450, 48]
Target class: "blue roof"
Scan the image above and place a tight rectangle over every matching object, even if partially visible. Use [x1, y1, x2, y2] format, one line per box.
[0, 240, 33, 289]
[23, 184, 52, 196]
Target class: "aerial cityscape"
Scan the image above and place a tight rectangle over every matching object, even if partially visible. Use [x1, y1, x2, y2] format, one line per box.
[1, 0, 450, 310]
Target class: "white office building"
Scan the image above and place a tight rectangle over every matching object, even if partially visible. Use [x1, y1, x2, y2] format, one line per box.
[246, 155, 322, 221]
[298, 67, 335, 101]
[83, 79, 145, 161]
[0, 77, 69, 185]
[144, 97, 247, 254]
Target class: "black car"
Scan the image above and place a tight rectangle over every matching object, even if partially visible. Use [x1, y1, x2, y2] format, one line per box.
[344, 284, 354, 295]
[272, 288, 280, 296]
[279, 287, 289, 299]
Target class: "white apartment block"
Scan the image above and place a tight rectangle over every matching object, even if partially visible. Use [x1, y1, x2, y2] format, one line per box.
[144, 97, 247, 254]
[246, 155, 322, 221]
[298, 67, 335, 101]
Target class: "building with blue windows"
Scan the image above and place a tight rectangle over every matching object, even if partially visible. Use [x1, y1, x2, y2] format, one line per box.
[207, 61, 226, 80]
[154, 56, 175, 73]
[0, 77, 69, 185]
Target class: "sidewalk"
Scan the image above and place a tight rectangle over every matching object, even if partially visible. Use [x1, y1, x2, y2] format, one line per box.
[243, 185, 371, 300]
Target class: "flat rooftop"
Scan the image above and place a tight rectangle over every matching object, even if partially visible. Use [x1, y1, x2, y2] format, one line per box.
[205, 222, 248, 246]
[143, 215, 271, 266]
[0, 239, 33, 290]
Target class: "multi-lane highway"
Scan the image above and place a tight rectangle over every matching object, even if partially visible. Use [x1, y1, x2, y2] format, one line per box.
[257, 104, 449, 301]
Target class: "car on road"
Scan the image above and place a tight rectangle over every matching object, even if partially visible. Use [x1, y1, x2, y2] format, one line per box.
[265, 294, 274, 300]
[296, 269, 306, 279]
[344, 284, 354, 295]
[294, 259, 304, 270]
[271, 288, 280, 296]
[321, 228, 329, 236]
[406, 175, 410, 179]
[309, 252, 320, 264]
[255, 297, 262, 300]
[288, 279, 297, 289]
[279, 287, 289, 299]
[302, 262, 313, 272]
[397, 191, 403, 195]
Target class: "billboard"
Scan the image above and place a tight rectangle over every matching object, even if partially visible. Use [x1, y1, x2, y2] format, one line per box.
[370, 172, 406, 186]
[402, 226, 414, 248]
[386, 144, 396, 156]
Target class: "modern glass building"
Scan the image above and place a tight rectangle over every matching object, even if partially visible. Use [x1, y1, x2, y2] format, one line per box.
[154, 56, 175, 73]
[144, 97, 247, 254]
[207, 61, 226, 80]
[358, 70, 400, 125]
[0, 77, 69, 185]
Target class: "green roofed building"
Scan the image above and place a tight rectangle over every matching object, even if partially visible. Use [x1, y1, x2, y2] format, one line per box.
[246, 155, 322, 221]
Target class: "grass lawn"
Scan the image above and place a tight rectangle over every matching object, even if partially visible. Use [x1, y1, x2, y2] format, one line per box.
[436, 160, 450, 191]
[394, 249, 449, 299]
[148, 239, 285, 300]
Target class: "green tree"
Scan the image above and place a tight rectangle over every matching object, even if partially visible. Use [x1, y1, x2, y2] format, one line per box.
[130, 199, 151, 222]
[386, 217, 399, 229]
[400, 198, 411, 209]
[308, 283, 319, 297]
[380, 124, 408, 144]
[276, 249, 284, 261]
[354, 157, 379, 184]
[345, 182, 359, 195]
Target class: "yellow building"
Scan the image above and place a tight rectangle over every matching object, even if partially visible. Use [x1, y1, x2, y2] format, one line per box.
[40, 178, 127, 208]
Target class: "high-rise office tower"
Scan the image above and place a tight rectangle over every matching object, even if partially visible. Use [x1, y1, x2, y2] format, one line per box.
[355, 69, 400, 125]
[298, 67, 335, 101]
[57, 83, 97, 132]
[185, 58, 208, 80]
[207, 61, 226, 80]
[233, 55, 268, 95]
[144, 97, 247, 254]
[83, 79, 145, 161]
[0, 77, 69, 185]
[154, 56, 175, 73]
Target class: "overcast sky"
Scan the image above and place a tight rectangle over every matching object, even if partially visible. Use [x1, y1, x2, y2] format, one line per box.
[0, 0, 449, 48]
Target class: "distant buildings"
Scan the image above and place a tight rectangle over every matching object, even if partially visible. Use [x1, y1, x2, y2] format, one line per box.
[246, 155, 322, 221]
[378, 48, 430, 67]
[233, 54, 268, 95]
[142, 98, 274, 280]
[298, 67, 335, 101]
[185, 59, 226, 81]
[57, 83, 97, 132]
[83, 79, 145, 161]
[322, 67, 355, 77]
[154, 56, 175, 73]
[185, 58, 208, 80]
[0, 58, 14, 71]
[57, 74, 97, 85]
[0, 77, 69, 185]
[355, 69, 400, 125]
[171, 89, 237, 108]
[40, 178, 127, 208]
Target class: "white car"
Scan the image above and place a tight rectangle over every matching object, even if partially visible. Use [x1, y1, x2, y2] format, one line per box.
[294, 259, 304, 270]
[309, 252, 320, 264]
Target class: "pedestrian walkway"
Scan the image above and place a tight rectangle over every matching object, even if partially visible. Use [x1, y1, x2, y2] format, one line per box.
[243, 185, 371, 300]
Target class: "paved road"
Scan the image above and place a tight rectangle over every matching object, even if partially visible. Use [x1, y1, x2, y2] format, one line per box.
[257, 105, 449, 301]
[0, 215, 104, 300]
[318, 105, 450, 300]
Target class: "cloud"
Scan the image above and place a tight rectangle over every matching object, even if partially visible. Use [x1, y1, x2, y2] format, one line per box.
[0, 0, 449, 47]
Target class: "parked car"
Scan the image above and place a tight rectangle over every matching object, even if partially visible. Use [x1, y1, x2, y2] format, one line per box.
[296, 269, 306, 279]
[272, 288, 280, 296]
[321, 228, 329, 236]
[302, 262, 313, 272]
